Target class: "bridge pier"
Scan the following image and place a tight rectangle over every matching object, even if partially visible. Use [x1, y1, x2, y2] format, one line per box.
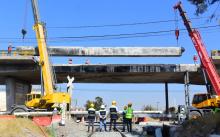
[165, 82, 169, 114]
[5, 78, 31, 111]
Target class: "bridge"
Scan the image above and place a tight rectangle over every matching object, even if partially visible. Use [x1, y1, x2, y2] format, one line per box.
[0, 47, 219, 111]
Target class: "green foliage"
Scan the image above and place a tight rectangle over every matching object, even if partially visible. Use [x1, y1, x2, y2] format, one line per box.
[142, 105, 156, 111]
[84, 100, 94, 110]
[94, 96, 103, 111]
[169, 107, 176, 113]
[84, 96, 103, 110]
[188, 0, 219, 14]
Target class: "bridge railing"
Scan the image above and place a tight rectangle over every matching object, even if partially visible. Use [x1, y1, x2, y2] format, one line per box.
[0, 50, 34, 56]
[0, 50, 19, 56]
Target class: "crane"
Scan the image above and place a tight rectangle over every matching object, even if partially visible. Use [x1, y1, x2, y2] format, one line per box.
[11, 0, 70, 113]
[174, 1, 220, 118]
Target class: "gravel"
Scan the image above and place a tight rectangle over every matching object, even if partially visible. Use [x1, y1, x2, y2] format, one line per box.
[54, 119, 145, 137]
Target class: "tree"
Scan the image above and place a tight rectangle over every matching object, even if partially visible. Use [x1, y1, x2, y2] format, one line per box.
[169, 107, 176, 114]
[142, 105, 156, 111]
[187, 0, 220, 15]
[84, 100, 94, 110]
[84, 96, 104, 110]
[94, 96, 103, 111]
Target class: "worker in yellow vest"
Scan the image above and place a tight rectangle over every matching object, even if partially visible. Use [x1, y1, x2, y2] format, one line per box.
[126, 102, 134, 132]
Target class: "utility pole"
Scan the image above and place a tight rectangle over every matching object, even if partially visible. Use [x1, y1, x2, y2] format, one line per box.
[156, 101, 159, 111]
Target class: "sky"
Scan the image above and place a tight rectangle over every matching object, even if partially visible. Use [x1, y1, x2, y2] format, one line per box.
[0, 0, 220, 110]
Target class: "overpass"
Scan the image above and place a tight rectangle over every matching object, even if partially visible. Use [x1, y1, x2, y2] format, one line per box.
[0, 48, 219, 111]
[0, 56, 209, 85]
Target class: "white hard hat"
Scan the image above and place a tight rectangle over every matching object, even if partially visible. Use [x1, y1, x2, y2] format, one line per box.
[101, 105, 105, 109]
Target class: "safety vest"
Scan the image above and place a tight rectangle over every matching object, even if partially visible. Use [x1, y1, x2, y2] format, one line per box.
[126, 107, 133, 119]
[122, 110, 127, 119]
[88, 108, 96, 120]
[110, 106, 118, 119]
[99, 110, 107, 119]
[100, 110, 106, 116]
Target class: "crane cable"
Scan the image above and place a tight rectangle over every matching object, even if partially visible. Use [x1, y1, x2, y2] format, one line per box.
[174, 8, 180, 46]
[21, 0, 29, 39]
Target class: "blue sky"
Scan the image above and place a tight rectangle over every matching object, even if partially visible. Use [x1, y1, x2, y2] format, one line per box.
[0, 0, 220, 110]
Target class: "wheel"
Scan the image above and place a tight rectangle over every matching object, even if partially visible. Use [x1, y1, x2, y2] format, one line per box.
[189, 111, 201, 119]
[10, 107, 27, 115]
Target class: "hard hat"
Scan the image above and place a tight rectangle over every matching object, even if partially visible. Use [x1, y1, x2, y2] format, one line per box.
[90, 103, 94, 108]
[124, 106, 127, 110]
[101, 105, 105, 109]
[112, 100, 116, 105]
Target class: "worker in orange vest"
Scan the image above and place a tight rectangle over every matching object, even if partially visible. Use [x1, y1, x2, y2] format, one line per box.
[8, 43, 14, 56]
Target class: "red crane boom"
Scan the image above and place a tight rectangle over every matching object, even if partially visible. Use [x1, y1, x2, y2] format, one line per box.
[174, 1, 220, 95]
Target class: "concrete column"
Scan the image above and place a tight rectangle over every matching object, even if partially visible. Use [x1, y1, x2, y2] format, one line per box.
[6, 78, 15, 110]
[5, 78, 31, 111]
[165, 82, 169, 114]
[184, 72, 190, 107]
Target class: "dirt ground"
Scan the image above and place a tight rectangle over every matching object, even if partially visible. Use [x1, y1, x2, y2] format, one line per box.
[0, 118, 48, 137]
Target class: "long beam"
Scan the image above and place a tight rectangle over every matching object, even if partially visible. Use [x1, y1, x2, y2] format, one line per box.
[16, 46, 184, 57]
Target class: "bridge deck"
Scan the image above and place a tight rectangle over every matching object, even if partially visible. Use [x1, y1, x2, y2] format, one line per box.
[0, 56, 218, 84]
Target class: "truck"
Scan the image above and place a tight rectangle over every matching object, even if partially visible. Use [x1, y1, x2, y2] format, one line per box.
[10, 0, 70, 113]
[174, 1, 220, 119]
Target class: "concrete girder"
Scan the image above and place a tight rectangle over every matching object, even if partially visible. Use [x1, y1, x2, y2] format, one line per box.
[16, 46, 185, 57]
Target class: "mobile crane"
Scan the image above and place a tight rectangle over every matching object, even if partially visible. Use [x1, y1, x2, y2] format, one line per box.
[11, 0, 70, 113]
[174, 1, 220, 118]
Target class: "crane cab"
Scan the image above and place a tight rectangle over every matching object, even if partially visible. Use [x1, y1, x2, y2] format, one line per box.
[25, 93, 41, 108]
[192, 93, 220, 109]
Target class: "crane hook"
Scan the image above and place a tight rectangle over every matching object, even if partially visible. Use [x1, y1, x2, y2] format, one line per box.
[21, 29, 27, 39]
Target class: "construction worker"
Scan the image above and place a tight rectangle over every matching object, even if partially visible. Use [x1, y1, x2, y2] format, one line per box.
[122, 106, 127, 132]
[99, 105, 107, 132]
[126, 102, 134, 132]
[87, 103, 96, 132]
[109, 100, 118, 131]
[7, 43, 14, 56]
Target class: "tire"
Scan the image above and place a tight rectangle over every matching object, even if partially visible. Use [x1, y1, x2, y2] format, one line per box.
[189, 111, 201, 119]
[10, 107, 27, 115]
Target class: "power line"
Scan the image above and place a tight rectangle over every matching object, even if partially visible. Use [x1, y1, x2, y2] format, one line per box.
[47, 15, 219, 29]
[0, 24, 219, 43]
[46, 25, 220, 40]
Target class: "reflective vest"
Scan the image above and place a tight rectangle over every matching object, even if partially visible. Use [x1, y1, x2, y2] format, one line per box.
[126, 107, 133, 119]
[88, 108, 96, 120]
[122, 110, 127, 119]
[100, 110, 106, 116]
[110, 106, 118, 119]
[99, 110, 107, 119]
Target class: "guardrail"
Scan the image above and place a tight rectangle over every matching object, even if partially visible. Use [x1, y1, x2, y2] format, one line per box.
[0, 50, 35, 56]
[0, 50, 19, 56]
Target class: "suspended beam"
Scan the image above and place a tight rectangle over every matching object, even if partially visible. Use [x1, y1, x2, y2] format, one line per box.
[16, 46, 185, 57]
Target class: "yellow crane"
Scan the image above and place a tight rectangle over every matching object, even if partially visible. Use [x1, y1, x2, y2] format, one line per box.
[11, 0, 70, 113]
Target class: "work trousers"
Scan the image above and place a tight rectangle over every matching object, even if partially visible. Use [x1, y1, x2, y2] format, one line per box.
[127, 118, 132, 132]
[88, 119, 95, 132]
[122, 118, 127, 132]
[109, 119, 117, 131]
[99, 118, 107, 131]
